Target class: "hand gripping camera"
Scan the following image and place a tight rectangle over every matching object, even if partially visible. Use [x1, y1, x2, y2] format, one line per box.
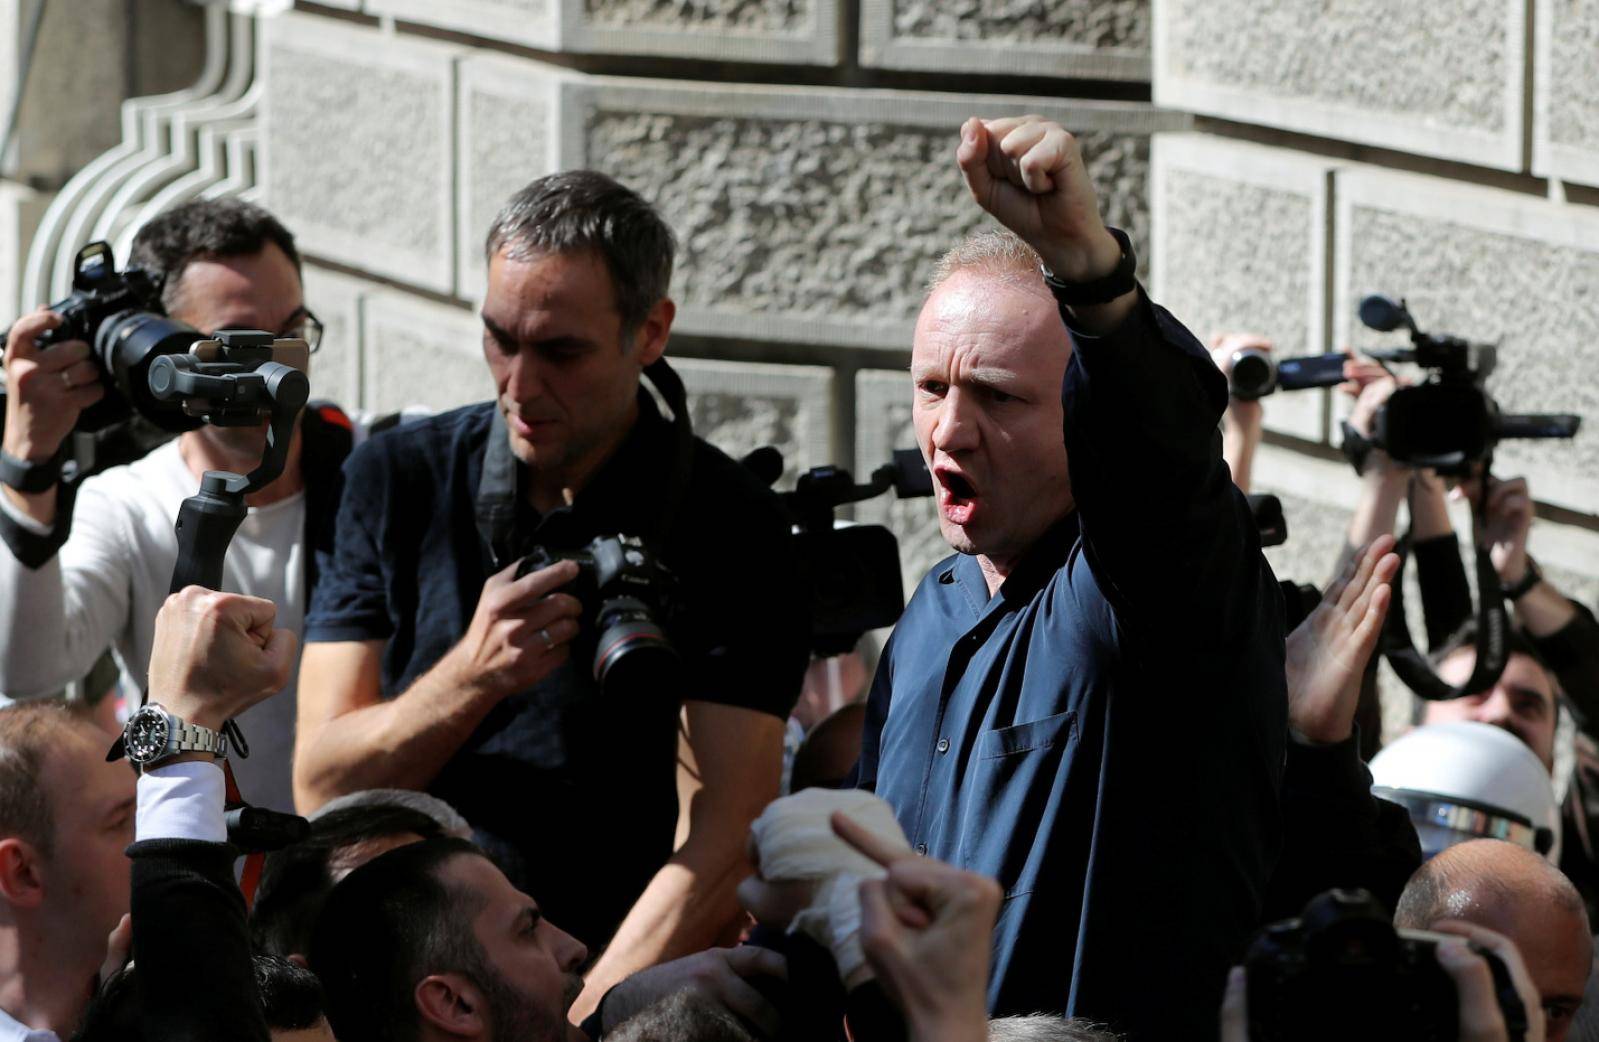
[1247, 889, 1528, 1042]
[518, 535, 681, 697]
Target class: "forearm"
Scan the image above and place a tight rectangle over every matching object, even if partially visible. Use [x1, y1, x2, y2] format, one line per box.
[0, 546, 110, 697]
[1406, 472, 1452, 541]
[1222, 418, 1262, 495]
[574, 831, 752, 1016]
[1511, 578, 1579, 638]
[1337, 469, 1408, 578]
[293, 649, 500, 810]
[0, 482, 57, 527]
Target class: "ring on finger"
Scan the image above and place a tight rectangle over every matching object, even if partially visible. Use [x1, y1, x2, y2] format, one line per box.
[538, 627, 554, 650]
[59, 371, 73, 390]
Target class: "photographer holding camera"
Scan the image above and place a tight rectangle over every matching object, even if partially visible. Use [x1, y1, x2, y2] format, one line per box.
[294, 171, 810, 1017]
[0, 199, 362, 815]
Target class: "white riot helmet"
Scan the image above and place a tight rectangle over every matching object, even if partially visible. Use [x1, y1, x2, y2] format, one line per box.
[1370, 721, 1560, 862]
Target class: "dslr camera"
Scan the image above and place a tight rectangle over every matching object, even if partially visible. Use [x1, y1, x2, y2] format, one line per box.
[518, 535, 680, 694]
[16, 240, 310, 435]
[1246, 889, 1528, 1041]
[1356, 295, 1579, 475]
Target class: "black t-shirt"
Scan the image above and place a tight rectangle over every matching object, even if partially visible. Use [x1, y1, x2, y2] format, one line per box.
[305, 395, 810, 947]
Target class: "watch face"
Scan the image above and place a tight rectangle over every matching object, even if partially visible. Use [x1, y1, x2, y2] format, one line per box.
[125, 710, 169, 763]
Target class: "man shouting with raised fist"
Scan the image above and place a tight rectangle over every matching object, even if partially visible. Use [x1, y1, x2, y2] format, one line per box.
[852, 116, 1287, 1039]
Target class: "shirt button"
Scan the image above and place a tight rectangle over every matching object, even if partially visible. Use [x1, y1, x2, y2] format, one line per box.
[936, 737, 951, 754]
[916, 843, 928, 855]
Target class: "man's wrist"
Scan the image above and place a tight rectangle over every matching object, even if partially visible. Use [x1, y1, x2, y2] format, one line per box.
[1037, 229, 1122, 285]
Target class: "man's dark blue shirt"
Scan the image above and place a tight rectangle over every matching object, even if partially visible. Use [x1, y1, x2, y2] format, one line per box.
[855, 293, 1287, 1040]
[305, 393, 810, 948]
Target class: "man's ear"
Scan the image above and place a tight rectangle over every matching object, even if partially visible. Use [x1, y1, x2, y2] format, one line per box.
[634, 297, 675, 367]
[0, 838, 47, 909]
[415, 973, 487, 1038]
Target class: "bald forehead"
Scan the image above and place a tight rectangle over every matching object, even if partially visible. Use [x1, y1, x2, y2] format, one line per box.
[912, 270, 1069, 370]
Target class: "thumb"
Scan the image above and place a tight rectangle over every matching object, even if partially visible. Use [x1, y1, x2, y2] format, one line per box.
[98, 914, 133, 984]
[260, 628, 299, 691]
[955, 118, 996, 210]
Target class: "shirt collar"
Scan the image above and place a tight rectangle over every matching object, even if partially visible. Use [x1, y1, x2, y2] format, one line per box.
[0, 1006, 60, 1042]
[946, 512, 1080, 618]
[522, 390, 676, 552]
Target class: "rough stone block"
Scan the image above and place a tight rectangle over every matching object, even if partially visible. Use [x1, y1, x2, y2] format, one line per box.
[0, 183, 46, 320]
[1154, 0, 1526, 170]
[361, 292, 491, 415]
[456, 54, 565, 301]
[671, 357, 834, 487]
[1151, 133, 1334, 443]
[563, 80, 1187, 352]
[859, 0, 1148, 80]
[854, 370, 948, 595]
[300, 263, 369, 411]
[1334, 168, 1599, 517]
[370, 0, 838, 64]
[1533, 0, 1599, 187]
[261, 14, 462, 295]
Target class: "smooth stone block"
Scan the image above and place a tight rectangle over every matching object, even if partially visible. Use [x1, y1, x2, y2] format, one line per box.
[1151, 133, 1335, 443]
[361, 291, 490, 415]
[262, 14, 463, 295]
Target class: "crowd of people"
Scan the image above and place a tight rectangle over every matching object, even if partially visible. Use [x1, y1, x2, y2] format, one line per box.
[0, 112, 1589, 1041]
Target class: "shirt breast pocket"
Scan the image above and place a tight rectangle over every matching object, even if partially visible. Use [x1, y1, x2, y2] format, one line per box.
[957, 709, 1079, 897]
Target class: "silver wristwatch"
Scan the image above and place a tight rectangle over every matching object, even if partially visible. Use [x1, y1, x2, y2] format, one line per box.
[121, 702, 228, 771]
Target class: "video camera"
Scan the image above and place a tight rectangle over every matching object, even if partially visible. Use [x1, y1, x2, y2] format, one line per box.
[1227, 350, 1349, 401]
[517, 535, 681, 697]
[1357, 295, 1579, 475]
[1247, 889, 1528, 1042]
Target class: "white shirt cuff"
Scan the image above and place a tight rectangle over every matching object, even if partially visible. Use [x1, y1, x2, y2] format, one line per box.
[0, 489, 52, 536]
[136, 760, 228, 843]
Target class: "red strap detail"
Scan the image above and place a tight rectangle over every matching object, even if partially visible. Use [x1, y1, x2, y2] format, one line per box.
[316, 403, 353, 430]
[223, 760, 266, 912]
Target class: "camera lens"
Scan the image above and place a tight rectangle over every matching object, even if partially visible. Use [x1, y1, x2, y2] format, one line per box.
[91, 311, 204, 433]
[1229, 349, 1276, 401]
[591, 596, 680, 695]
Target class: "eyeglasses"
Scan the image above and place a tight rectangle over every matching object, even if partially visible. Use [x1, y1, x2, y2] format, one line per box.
[280, 308, 324, 355]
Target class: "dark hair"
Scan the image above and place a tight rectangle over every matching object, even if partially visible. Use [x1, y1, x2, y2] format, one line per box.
[1428, 619, 1556, 688]
[484, 170, 675, 335]
[0, 702, 78, 857]
[251, 803, 446, 958]
[310, 836, 493, 1042]
[75, 954, 326, 1039]
[129, 198, 302, 312]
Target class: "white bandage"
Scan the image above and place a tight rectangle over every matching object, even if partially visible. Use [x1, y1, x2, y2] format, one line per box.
[748, 789, 911, 982]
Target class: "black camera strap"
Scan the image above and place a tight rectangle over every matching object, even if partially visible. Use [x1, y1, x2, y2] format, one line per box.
[475, 358, 697, 570]
[1379, 484, 1511, 700]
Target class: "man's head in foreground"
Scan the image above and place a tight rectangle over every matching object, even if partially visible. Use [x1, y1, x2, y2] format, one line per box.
[1421, 623, 1560, 771]
[1395, 839, 1591, 1041]
[251, 801, 449, 959]
[0, 702, 135, 1032]
[912, 229, 1075, 583]
[311, 837, 588, 1042]
[481, 171, 677, 502]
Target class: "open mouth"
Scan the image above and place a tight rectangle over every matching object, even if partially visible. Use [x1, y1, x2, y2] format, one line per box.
[935, 468, 980, 526]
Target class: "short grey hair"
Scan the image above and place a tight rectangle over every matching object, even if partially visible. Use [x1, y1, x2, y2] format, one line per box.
[310, 789, 474, 840]
[928, 227, 1046, 296]
[988, 1014, 1122, 1042]
[485, 170, 676, 335]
